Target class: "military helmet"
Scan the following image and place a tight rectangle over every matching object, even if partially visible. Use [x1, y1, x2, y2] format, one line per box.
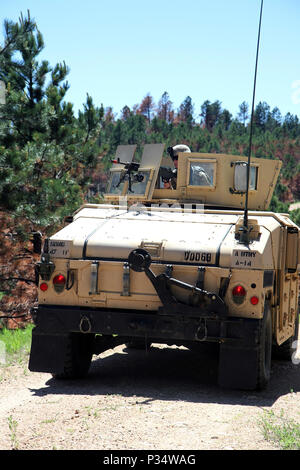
[167, 144, 191, 160]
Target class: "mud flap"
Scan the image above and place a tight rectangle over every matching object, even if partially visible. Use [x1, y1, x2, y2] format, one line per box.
[28, 327, 69, 374]
[218, 344, 259, 390]
[218, 308, 271, 391]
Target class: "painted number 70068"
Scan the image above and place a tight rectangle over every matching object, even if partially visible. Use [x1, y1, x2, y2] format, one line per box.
[184, 251, 212, 262]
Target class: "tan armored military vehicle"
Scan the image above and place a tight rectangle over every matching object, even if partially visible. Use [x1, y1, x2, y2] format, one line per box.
[29, 144, 300, 390]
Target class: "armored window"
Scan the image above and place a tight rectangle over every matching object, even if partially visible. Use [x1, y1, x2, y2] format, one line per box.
[234, 163, 258, 192]
[106, 170, 125, 195]
[130, 170, 151, 195]
[249, 166, 258, 190]
[106, 168, 154, 198]
[188, 160, 216, 187]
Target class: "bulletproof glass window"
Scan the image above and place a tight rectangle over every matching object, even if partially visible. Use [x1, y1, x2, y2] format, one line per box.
[106, 170, 125, 195]
[249, 166, 258, 190]
[188, 161, 215, 187]
[130, 170, 151, 195]
[234, 163, 258, 192]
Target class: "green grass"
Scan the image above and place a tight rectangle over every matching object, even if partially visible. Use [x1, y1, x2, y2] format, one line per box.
[7, 415, 19, 450]
[260, 409, 300, 450]
[0, 324, 34, 363]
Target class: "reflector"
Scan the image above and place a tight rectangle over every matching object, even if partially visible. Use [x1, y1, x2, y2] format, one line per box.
[250, 296, 259, 305]
[40, 283, 48, 292]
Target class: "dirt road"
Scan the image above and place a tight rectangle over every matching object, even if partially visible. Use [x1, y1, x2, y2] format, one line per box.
[0, 343, 299, 451]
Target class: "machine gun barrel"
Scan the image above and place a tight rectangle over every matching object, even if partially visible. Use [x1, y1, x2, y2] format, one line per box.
[111, 158, 140, 171]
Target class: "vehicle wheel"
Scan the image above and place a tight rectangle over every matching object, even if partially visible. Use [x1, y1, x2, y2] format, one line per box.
[52, 333, 94, 379]
[272, 313, 299, 361]
[257, 303, 273, 390]
[125, 339, 151, 350]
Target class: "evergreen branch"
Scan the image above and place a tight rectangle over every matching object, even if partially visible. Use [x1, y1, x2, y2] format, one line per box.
[0, 11, 35, 56]
[5, 116, 28, 141]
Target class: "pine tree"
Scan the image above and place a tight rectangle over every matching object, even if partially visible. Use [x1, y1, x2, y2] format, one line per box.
[0, 10, 35, 59]
[282, 113, 300, 138]
[157, 91, 173, 123]
[254, 101, 270, 131]
[237, 101, 249, 126]
[200, 100, 222, 131]
[120, 105, 132, 121]
[1, 22, 53, 145]
[139, 93, 155, 123]
[0, 13, 103, 226]
[177, 96, 194, 126]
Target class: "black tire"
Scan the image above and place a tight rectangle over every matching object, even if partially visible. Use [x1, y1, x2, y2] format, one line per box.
[257, 303, 273, 390]
[125, 339, 152, 350]
[272, 313, 299, 361]
[52, 333, 94, 380]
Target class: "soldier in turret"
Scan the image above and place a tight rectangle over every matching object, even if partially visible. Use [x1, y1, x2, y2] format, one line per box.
[165, 144, 191, 189]
[164, 144, 211, 188]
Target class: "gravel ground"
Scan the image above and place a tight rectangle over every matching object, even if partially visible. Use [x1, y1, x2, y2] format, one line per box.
[0, 343, 299, 451]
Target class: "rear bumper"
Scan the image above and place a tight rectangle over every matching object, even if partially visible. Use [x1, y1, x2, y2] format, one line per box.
[30, 304, 258, 345]
[29, 304, 264, 390]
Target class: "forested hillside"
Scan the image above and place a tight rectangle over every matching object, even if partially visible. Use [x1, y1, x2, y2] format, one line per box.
[0, 12, 299, 324]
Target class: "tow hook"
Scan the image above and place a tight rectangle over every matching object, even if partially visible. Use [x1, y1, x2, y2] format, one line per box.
[196, 319, 208, 341]
[79, 316, 92, 334]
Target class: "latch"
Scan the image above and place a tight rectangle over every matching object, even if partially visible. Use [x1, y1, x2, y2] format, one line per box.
[196, 267, 205, 289]
[165, 265, 173, 277]
[219, 270, 232, 299]
[189, 267, 205, 305]
[139, 241, 162, 258]
[89, 261, 100, 295]
[121, 262, 131, 296]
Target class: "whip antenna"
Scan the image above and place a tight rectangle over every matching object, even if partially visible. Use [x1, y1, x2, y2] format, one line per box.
[242, 0, 264, 242]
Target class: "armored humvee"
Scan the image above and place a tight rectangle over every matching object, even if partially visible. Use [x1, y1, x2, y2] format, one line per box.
[29, 144, 300, 390]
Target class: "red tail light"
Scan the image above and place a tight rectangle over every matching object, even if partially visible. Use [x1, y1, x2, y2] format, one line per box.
[250, 296, 259, 305]
[53, 274, 66, 293]
[40, 282, 48, 292]
[232, 285, 246, 297]
[232, 285, 246, 304]
[53, 274, 66, 285]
